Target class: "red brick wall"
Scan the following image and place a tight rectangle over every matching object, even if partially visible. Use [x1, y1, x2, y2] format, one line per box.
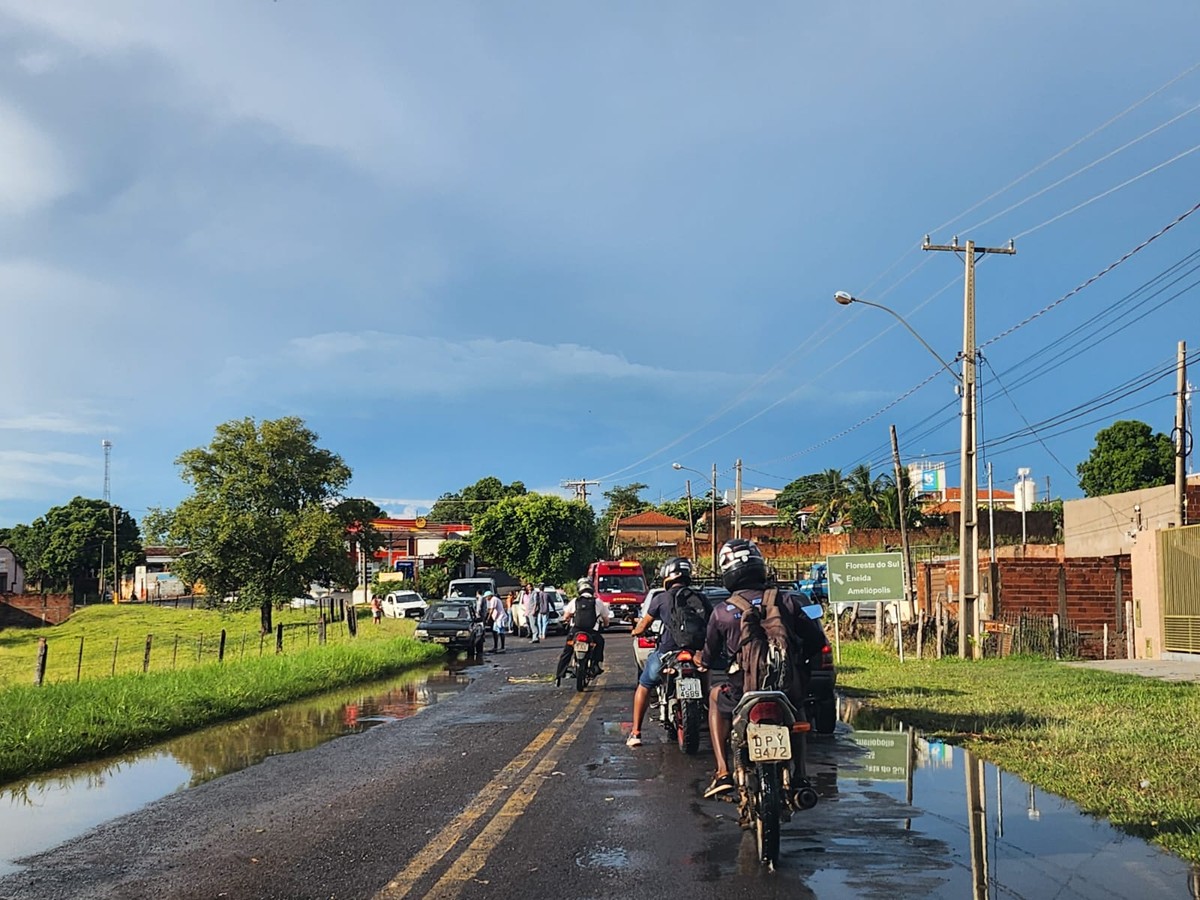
[0, 593, 73, 627]
[1188, 483, 1200, 526]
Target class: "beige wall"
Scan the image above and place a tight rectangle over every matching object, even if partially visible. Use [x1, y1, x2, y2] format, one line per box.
[1064, 483, 1180, 557]
[1130, 530, 1163, 659]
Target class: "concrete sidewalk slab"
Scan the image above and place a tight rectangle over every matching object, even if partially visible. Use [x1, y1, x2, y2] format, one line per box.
[1063, 658, 1200, 683]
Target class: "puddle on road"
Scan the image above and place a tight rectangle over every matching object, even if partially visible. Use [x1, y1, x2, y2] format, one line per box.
[699, 696, 1200, 897]
[0, 661, 475, 877]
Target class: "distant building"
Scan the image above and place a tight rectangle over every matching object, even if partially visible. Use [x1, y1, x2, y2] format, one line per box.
[0, 546, 25, 594]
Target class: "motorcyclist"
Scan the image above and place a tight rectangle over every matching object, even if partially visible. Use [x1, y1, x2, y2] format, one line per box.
[555, 578, 612, 685]
[626, 557, 711, 748]
[696, 538, 822, 799]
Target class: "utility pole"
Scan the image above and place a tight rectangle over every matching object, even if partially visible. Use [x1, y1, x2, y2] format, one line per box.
[924, 235, 1015, 659]
[711, 463, 718, 576]
[685, 480, 699, 562]
[1177, 340, 1189, 526]
[734, 458, 743, 539]
[890, 425, 915, 619]
[562, 478, 600, 503]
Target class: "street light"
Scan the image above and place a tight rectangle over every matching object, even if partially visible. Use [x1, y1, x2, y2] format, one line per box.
[672, 462, 718, 575]
[835, 290, 978, 659]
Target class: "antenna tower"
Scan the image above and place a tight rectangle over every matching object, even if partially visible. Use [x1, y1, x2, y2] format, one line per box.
[102, 440, 112, 503]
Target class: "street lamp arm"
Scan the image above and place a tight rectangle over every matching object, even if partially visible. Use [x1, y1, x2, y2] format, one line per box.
[834, 292, 962, 384]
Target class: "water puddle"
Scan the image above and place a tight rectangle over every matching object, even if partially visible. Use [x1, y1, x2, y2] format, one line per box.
[0, 662, 474, 877]
[740, 696, 1200, 897]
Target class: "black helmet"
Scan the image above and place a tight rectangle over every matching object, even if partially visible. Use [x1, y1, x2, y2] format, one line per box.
[718, 539, 767, 592]
[659, 556, 693, 587]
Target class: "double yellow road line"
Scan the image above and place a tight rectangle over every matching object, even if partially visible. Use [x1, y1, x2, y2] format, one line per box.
[376, 684, 603, 900]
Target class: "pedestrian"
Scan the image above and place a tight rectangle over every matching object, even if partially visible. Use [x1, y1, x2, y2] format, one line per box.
[371, 594, 383, 625]
[485, 591, 508, 652]
[520, 584, 536, 638]
[531, 584, 553, 643]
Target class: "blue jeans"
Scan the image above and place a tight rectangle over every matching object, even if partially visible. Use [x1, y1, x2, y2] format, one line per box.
[638, 649, 666, 690]
[533, 613, 548, 640]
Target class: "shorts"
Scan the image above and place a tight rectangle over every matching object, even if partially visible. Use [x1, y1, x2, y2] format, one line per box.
[638, 650, 665, 690]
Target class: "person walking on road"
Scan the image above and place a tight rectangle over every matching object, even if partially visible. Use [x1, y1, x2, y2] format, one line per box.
[531, 584, 553, 643]
[485, 591, 508, 653]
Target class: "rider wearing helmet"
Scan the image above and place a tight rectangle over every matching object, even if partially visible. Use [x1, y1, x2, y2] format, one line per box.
[626, 557, 711, 748]
[555, 578, 612, 685]
[695, 538, 818, 798]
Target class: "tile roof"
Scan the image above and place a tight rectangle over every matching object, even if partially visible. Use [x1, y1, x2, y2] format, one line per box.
[618, 510, 690, 527]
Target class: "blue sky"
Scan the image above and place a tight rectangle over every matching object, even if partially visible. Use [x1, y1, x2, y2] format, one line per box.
[1, 1, 1198, 528]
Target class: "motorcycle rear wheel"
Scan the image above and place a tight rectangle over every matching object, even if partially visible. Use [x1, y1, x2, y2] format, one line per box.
[575, 657, 588, 691]
[755, 764, 782, 866]
[677, 699, 701, 755]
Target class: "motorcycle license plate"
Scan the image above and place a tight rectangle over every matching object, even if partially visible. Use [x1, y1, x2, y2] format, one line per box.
[747, 723, 792, 761]
[676, 677, 702, 700]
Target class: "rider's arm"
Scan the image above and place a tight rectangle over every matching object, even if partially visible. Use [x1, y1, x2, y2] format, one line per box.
[630, 613, 655, 637]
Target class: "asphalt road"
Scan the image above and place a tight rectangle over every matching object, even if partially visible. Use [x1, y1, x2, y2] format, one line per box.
[4, 634, 1191, 899]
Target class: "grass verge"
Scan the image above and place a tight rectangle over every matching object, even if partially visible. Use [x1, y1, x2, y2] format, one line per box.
[0, 628, 443, 784]
[837, 642, 1200, 862]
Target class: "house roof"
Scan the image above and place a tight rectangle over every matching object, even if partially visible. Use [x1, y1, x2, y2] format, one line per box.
[940, 487, 1015, 500]
[618, 510, 690, 527]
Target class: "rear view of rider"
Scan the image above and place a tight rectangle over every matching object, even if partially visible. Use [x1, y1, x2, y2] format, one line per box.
[627, 556, 710, 748]
[697, 538, 822, 798]
[555, 578, 611, 685]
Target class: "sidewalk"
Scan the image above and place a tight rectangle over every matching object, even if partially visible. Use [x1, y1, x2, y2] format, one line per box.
[1063, 658, 1200, 683]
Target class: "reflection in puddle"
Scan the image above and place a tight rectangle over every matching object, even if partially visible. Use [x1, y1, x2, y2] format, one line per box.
[0, 663, 471, 877]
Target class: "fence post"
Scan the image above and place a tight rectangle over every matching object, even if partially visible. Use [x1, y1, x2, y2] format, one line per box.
[1103, 623, 1108, 660]
[1052, 613, 1061, 660]
[276, 623, 284, 654]
[318, 615, 327, 646]
[143, 634, 153, 673]
[76, 636, 84, 682]
[348, 605, 358, 637]
[111, 637, 119, 676]
[1125, 600, 1135, 659]
[219, 629, 227, 662]
[916, 611, 924, 659]
[874, 602, 883, 644]
[34, 637, 48, 686]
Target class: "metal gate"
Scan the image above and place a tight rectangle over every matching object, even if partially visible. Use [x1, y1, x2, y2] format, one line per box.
[1160, 524, 1200, 654]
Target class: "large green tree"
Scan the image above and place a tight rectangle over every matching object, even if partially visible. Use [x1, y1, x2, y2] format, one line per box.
[1076, 419, 1175, 497]
[428, 476, 527, 524]
[778, 468, 850, 532]
[4, 498, 140, 598]
[168, 417, 352, 633]
[470, 494, 596, 585]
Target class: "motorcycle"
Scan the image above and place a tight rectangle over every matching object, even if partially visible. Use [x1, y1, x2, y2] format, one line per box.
[567, 631, 600, 692]
[656, 649, 704, 754]
[729, 666, 819, 868]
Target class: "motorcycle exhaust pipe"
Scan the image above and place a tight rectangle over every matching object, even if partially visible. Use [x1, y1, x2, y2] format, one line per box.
[795, 786, 819, 810]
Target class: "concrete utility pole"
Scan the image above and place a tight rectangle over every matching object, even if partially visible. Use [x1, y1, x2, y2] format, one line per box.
[684, 480, 699, 562]
[561, 478, 600, 502]
[711, 463, 719, 575]
[1176, 340, 1189, 526]
[924, 235, 1015, 659]
[734, 458, 743, 539]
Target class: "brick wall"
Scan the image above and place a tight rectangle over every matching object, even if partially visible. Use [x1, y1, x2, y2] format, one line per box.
[0, 593, 73, 628]
[917, 555, 1131, 658]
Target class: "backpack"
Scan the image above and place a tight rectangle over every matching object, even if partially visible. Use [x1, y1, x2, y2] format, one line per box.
[574, 596, 597, 632]
[726, 588, 808, 707]
[668, 585, 710, 650]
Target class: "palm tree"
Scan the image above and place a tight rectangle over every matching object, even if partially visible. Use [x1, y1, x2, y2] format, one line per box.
[846, 464, 890, 528]
[809, 468, 850, 531]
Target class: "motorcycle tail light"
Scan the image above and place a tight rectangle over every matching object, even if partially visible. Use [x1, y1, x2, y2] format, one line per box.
[821, 645, 834, 669]
[676, 650, 693, 662]
[748, 701, 783, 724]
[792, 722, 812, 733]
[575, 633, 589, 644]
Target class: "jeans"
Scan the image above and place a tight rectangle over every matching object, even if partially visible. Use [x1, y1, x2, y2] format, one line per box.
[533, 613, 548, 640]
[638, 649, 666, 690]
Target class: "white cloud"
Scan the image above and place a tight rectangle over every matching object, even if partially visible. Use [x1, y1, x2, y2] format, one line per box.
[215, 331, 707, 398]
[0, 99, 71, 216]
[0, 413, 109, 435]
[369, 498, 437, 518]
[0, 449, 96, 501]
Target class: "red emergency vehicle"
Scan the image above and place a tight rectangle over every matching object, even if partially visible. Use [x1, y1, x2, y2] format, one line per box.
[588, 559, 648, 627]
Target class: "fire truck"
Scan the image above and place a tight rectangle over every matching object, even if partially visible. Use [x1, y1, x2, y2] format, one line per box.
[587, 559, 648, 627]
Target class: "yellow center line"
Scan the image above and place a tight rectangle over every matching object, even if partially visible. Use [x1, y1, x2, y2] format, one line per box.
[376, 688, 589, 899]
[421, 687, 604, 899]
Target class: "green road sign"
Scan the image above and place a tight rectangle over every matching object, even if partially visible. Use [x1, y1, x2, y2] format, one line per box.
[826, 552, 905, 604]
[847, 730, 910, 781]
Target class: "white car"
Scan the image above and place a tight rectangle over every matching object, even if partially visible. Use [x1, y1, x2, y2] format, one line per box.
[289, 596, 319, 609]
[382, 590, 428, 619]
[632, 587, 666, 674]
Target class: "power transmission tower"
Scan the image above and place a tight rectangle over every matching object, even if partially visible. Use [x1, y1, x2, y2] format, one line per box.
[923, 235, 1015, 659]
[562, 478, 600, 502]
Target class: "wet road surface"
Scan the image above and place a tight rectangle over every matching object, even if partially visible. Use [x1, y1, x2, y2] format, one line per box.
[0, 637, 1195, 899]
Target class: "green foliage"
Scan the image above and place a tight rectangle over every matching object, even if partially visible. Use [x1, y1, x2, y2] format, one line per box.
[1077, 419, 1175, 497]
[140, 506, 176, 548]
[167, 417, 352, 630]
[656, 497, 699, 526]
[471, 494, 597, 584]
[417, 563, 450, 599]
[599, 482, 651, 552]
[438, 539, 473, 576]
[427, 476, 527, 525]
[4, 498, 141, 595]
[332, 498, 386, 556]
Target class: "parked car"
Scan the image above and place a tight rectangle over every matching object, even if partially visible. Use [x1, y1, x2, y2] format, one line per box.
[413, 601, 485, 658]
[632, 587, 666, 675]
[783, 592, 838, 734]
[382, 590, 427, 619]
[289, 596, 319, 609]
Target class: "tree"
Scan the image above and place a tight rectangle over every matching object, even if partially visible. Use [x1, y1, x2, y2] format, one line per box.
[5, 498, 141, 598]
[778, 469, 850, 532]
[438, 539, 473, 577]
[470, 494, 597, 585]
[598, 482, 651, 552]
[168, 417, 352, 634]
[845, 464, 889, 528]
[427, 476, 527, 525]
[1076, 419, 1175, 497]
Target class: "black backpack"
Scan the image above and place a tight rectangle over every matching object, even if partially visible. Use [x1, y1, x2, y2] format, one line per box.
[574, 596, 597, 632]
[668, 585, 710, 650]
[727, 588, 808, 707]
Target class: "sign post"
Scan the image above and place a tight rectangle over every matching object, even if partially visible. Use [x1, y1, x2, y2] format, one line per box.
[827, 552, 907, 661]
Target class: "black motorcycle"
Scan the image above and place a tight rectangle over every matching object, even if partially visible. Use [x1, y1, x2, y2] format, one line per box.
[728, 653, 819, 868]
[655, 649, 704, 754]
[566, 631, 601, 691]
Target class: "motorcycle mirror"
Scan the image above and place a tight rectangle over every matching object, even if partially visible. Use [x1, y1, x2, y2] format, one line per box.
[801, 603, 824, 621]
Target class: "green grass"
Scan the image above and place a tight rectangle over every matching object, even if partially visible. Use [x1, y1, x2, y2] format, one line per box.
[838, 642, 1200, 862]
[0, 604, 443, 784]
